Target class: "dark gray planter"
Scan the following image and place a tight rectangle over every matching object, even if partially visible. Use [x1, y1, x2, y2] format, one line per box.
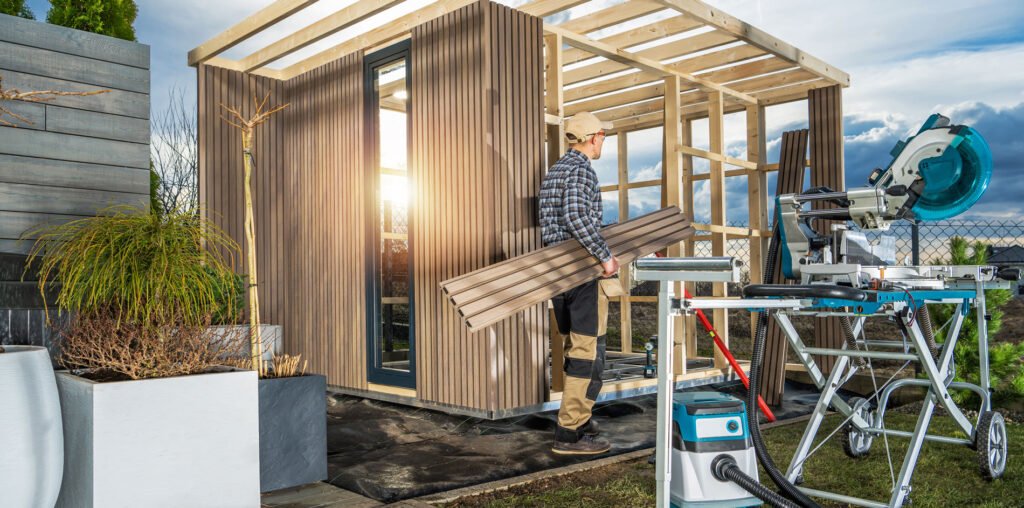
[259, 374, 328, 492]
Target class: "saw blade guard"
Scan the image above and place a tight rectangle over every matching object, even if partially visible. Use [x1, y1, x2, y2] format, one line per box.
[912, 119, 992, 220]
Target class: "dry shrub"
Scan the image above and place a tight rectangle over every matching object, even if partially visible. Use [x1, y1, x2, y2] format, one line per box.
[266, 354, 307, 378]
[58, 312, 248, 381]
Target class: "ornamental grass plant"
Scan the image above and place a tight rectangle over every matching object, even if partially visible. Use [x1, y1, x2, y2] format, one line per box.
[25, 205, 248, 380]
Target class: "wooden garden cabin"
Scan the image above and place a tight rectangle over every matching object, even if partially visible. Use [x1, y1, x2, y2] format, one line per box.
[189, 0, 849, 418]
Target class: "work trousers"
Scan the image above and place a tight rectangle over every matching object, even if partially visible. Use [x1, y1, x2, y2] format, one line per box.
[552, 277, 619, 442]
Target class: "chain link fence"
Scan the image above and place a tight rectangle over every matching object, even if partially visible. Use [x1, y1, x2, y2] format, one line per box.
[686, 219, 1024, 276]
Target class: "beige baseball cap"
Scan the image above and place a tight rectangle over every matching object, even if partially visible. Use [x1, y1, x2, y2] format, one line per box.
[564, 111, 612, 143]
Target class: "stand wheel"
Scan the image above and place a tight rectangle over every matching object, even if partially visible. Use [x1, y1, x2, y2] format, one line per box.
[842, 397, 875, 458]
[976, 410, 1007, 480]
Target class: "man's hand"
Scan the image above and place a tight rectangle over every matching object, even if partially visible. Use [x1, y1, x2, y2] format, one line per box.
[600, 256, 620, 277]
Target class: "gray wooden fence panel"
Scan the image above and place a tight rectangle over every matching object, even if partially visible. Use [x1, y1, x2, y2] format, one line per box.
[45, 104, 150, 144]
[0, 100, 45, 129]
[0, 127, 149, 169]
[1, 70, 149, 119]
[0, 182, 148, 216]
[0, 241, 31, 255]
[0, 14, 149, 69]
[0, 14, 150, 255]
[0, 40, 149, 93]
[0, 154, 148, 194]
[0, 211, 79, 239]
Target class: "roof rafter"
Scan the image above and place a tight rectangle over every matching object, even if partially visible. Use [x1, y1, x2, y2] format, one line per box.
[238, 0, 405, 72]
[545, 24, 757, 105]
[652, 0, 850, 86]
[561, 15, 703, 65]
[188, 0, 319, 66]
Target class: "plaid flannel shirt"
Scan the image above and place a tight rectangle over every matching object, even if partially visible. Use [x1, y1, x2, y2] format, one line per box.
[539, 149, 612, 263]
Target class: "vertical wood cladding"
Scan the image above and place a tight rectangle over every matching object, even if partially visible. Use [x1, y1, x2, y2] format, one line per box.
[200, 0, 543, 410]
[411, 1, 546, 411]
[198, 54, 366, 391]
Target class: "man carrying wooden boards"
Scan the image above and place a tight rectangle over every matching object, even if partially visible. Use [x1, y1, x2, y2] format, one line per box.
[540, 111, 621, 455]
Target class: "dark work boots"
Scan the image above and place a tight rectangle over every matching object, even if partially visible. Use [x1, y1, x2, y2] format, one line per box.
[580, 418, 600, 436]
[551, 434, 611, 455]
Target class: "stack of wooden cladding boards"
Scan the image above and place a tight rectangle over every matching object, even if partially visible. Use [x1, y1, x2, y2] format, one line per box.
[758, 128, 809, 406]
[441, 207, 694, 332]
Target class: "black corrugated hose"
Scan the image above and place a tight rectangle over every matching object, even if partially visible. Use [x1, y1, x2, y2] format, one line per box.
[744, 224, 821, 508]
[711, 455, 799, 508]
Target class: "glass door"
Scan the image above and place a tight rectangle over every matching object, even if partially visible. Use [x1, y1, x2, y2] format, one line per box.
[366, 41, 415, 388]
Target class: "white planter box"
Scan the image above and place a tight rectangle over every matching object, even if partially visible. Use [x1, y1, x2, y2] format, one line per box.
[207, 324, 282, 364]
[55, 369, 260, 508]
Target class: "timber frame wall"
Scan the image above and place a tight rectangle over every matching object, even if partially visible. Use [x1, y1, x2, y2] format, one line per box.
[193, 0, 849, 415]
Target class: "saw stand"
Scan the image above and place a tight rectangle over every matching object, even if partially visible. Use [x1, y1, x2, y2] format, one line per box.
[638, 258, 1011, 508]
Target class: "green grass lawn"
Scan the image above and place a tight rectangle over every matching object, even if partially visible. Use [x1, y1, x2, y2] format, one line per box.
[445, 413, 1023, 507]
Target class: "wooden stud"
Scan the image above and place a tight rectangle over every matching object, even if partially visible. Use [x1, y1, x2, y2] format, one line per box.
[746, 105, 767, 343]
[663, 75, 686, 376]
[617, 133, 631, 354]
[544, 32, 565, 167]
[707, 90, 729, 370]
[681, 119, 697, 359]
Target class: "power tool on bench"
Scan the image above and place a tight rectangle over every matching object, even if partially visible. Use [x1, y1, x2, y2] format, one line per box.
[644, 114, 1007, 508]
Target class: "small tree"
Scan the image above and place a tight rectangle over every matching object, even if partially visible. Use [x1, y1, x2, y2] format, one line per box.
[1, 0, 34, 19]
[46, 0, 137, 41]
[930, 236, 1024, 403]
[220, 93, 288, 377]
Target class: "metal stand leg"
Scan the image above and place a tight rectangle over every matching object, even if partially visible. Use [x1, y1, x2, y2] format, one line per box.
[889, 393, 937, 507]
[787, 353, 852, 482]
[655, 281, 675, 508]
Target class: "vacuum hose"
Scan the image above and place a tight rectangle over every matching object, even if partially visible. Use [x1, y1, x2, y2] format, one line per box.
[745, 224, 821, 508]
[711, 455, 799, 508]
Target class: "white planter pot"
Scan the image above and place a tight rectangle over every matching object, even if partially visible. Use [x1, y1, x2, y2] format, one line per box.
[55, 369, 260, 508]
[207, 324, 282, 364]
[0, 346, 63, 508]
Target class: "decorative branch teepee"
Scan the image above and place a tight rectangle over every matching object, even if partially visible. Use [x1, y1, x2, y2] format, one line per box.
[219, 93, 289, 377]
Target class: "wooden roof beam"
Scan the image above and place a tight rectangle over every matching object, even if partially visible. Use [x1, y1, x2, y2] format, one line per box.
[652, 0, 850, 86]
[188, 0, 319, 67]
[279, 0, 477, 80]
[564, 57, 793, 115]
[564, 44, 765, 102]
[238, 0, 404, 72]
[517, 0, 590, 18]
[564, 30, 737, 85]
[562, 15, 704, 65]
[595, 68, 819, 123]
[557, 0, 665, 35]
[540, 24, 757, 104]
[608, 78, 833, 133]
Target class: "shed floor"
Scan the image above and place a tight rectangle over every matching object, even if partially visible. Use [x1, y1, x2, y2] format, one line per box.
[325, 379, 848, 503]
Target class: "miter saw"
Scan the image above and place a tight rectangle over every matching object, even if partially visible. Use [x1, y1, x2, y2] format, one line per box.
[639, 114, 1014, 508]
[778, 113, 992, 280]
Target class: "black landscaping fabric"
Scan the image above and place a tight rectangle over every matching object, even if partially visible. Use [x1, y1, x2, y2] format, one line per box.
[325, 379, 850, 502]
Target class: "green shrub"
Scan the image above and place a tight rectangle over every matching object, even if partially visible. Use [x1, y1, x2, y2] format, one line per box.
[929, 236, 1024, 403]
[1, 0, 34, 18]
[46, 0, 137, 41]
[26, 205, 241, 327]
[207, 266, 246, 326]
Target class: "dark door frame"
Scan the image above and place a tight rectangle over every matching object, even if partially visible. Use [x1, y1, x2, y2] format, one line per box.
[364, 39, 416, 389]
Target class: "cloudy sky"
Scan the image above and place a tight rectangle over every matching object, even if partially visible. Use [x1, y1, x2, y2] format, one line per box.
[22, 0, 1024, 223]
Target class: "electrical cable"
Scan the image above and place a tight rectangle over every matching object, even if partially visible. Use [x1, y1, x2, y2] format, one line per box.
[745, 224, 821, 508]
